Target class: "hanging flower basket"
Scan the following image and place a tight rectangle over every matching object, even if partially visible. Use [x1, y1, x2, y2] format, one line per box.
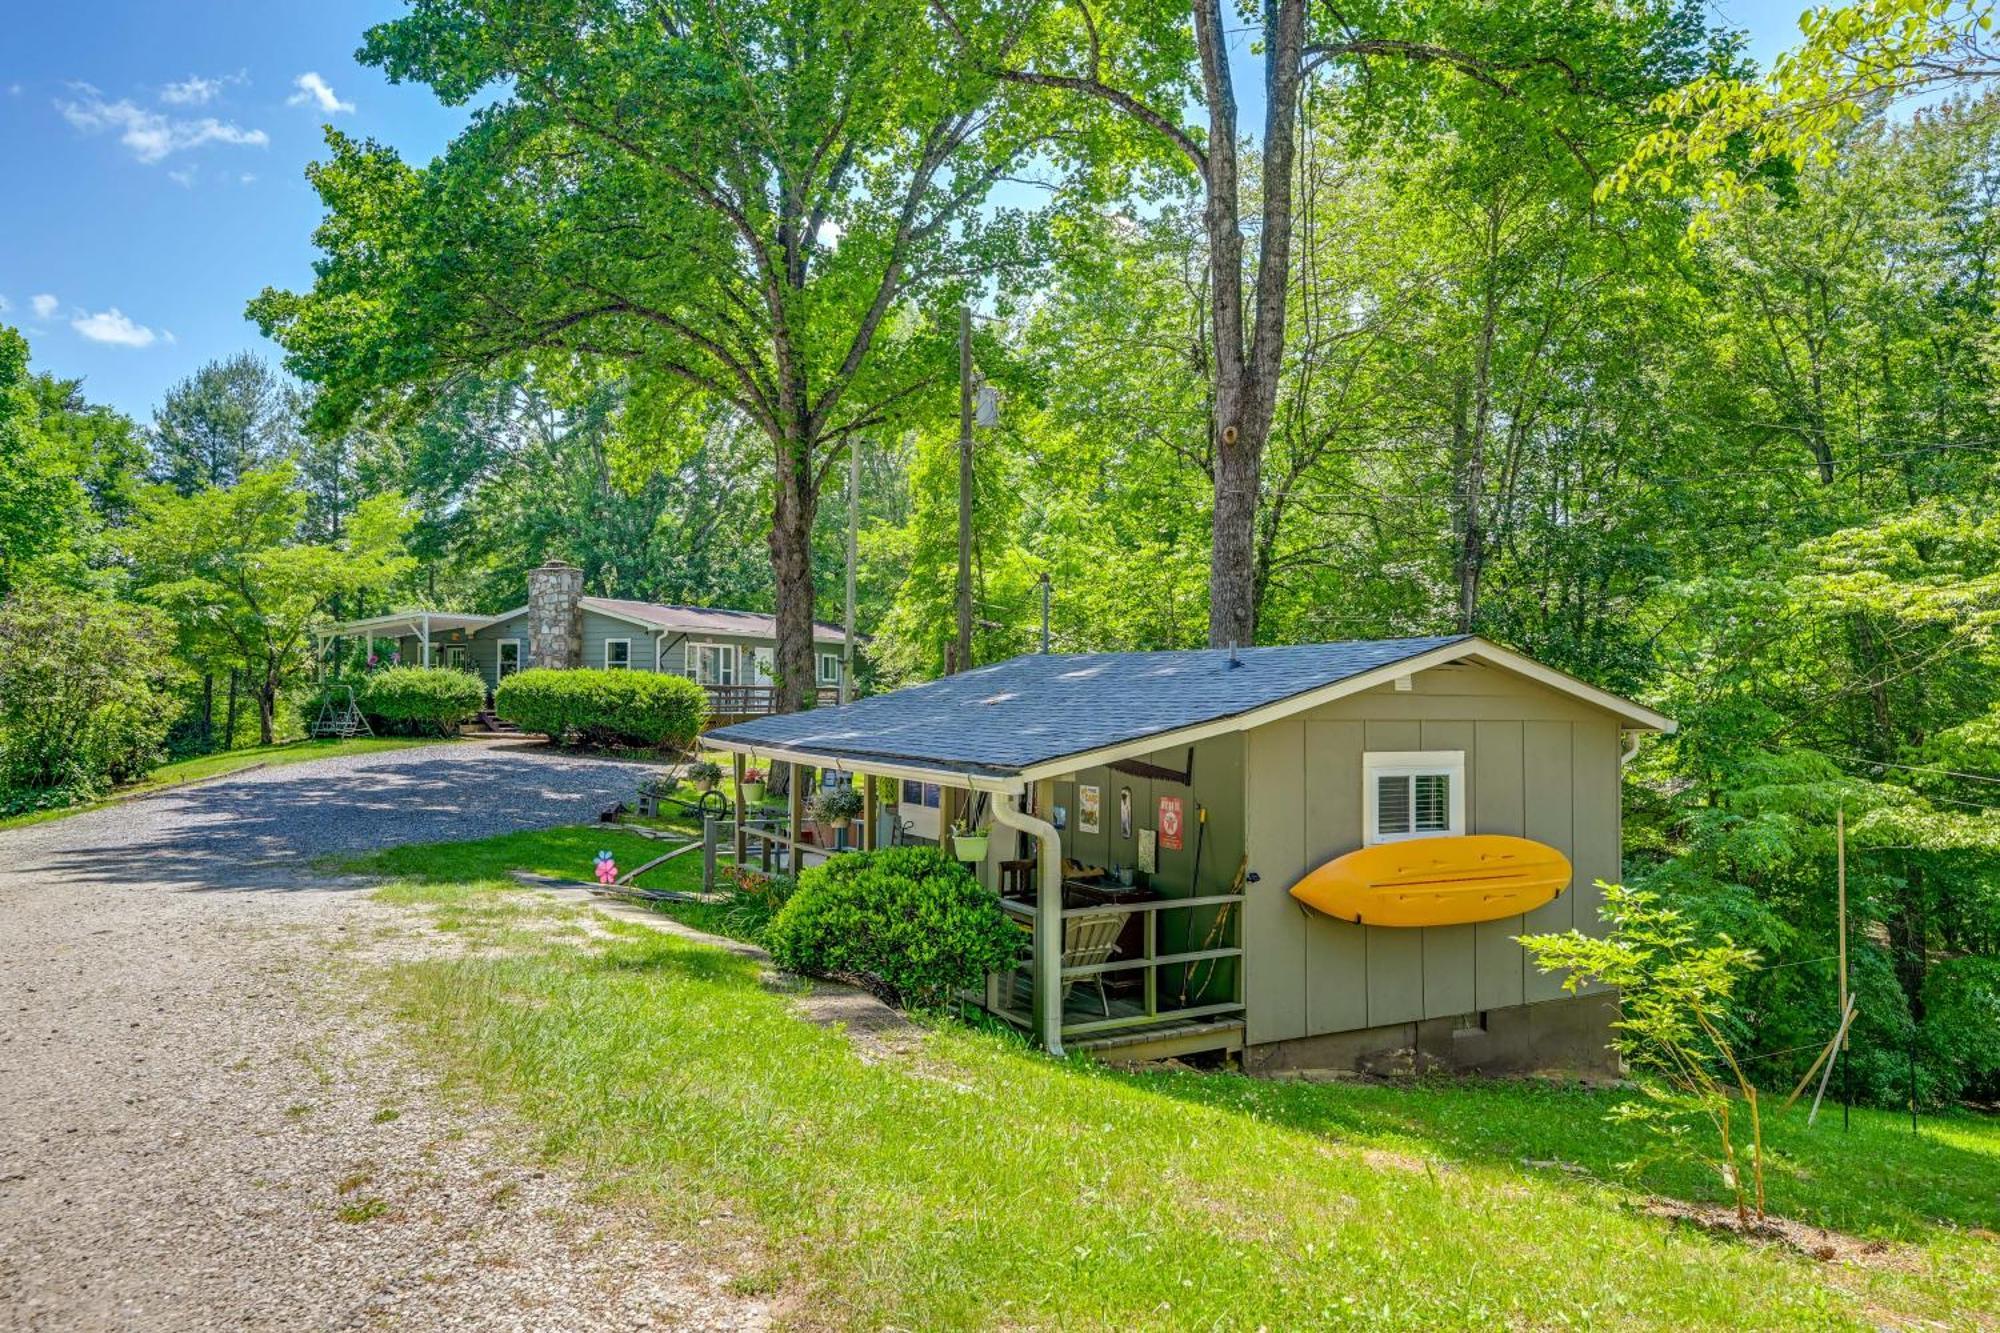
[952, 830, 990, 863]
[808, 786, 863, 840]
[739, 781, 766, 807]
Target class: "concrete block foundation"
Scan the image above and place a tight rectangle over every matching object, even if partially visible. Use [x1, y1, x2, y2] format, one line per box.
[1242, 992, 1621, 1080]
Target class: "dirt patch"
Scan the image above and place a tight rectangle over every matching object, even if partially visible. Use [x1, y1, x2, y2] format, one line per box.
[1644, 1198, 1914, 1269]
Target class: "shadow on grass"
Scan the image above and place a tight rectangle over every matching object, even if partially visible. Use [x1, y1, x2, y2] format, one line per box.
[1103, 1061, 2000, 1240]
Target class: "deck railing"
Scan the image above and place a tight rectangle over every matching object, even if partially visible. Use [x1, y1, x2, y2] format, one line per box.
[993, 891, 1245, 1038]
[703, 684, 841, 717]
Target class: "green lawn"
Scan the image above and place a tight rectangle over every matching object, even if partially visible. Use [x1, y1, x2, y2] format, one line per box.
[354, 826, 2000, 1330]
[0, 736, 450, 832]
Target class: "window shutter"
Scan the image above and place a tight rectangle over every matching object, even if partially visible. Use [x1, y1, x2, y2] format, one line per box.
[1376, 774, 1411, 836]
[1413, 773, 1451, 832]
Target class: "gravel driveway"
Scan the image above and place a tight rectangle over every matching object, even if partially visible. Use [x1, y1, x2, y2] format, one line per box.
[0, 740, 768, 1332]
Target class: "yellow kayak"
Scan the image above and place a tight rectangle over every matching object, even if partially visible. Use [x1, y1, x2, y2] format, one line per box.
[1289, 835, 1571, 928]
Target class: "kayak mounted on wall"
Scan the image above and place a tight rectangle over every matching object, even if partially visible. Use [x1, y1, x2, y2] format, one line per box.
[1289, 835, 1571, 928]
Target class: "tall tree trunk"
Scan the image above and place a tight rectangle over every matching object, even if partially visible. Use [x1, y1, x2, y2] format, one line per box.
[258, 666, 278, 747]
[1197, 0, 1303, 648]
[223, 669, 241, 752]
[768, 426, 820, 714]
[199, 671, 215, 751]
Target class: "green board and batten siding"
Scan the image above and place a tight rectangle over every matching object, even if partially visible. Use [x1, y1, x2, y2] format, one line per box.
[1239, 661, 1622, 1047]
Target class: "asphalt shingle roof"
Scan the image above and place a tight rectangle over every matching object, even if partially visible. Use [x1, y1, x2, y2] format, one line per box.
[709, 636, 1470, 778]
[583, 598, 850, 642]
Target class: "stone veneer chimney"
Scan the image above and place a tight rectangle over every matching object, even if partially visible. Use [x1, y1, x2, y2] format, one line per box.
[526, 559, 584, 669]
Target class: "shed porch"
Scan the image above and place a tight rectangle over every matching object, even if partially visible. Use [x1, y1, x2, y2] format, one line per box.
[721, 752, 1247, 1061]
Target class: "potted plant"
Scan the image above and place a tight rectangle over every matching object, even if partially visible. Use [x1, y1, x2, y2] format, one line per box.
[808, 785, 863, 838]
[739, 766, 767, 807]
[950, 817, 990, 863]
[688, 759, 722, 794]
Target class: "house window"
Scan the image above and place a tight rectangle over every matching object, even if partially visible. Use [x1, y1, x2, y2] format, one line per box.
[817, 652, 841, 686]
[496, 640, 521, 679]
[444, 644, 469, 671]
[690, 643, 737, 685]
[604, 639, 631, 670]
[1363, 751, 1465, 844]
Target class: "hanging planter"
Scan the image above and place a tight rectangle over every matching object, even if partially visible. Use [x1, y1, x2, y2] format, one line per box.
[951, 825, 990, 863]
[808, 785, 863, 839]
[739, 768, 767, 808]
[688, 760, 722, 794]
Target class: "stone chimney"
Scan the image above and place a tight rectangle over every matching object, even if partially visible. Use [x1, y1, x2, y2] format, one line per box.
[526, 560, 583, 669]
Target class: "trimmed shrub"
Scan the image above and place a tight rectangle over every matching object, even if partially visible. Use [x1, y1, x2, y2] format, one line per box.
[766, 846, 1023, 1008]
[495, 667, 708, 749]
[362, 666, 485, 736]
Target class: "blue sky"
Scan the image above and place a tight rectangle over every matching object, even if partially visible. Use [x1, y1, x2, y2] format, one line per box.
[0, 0, 1809, 423]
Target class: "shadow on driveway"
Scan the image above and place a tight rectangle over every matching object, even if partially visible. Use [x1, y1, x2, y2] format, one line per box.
[4, 746, 661, 894]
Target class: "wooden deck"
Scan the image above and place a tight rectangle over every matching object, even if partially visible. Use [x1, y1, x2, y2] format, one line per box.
[986, 972, 1245, 1063]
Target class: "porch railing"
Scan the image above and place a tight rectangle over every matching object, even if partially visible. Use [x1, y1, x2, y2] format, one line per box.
[993, 891, 1245, 1039]
[703, 684, 842, 717]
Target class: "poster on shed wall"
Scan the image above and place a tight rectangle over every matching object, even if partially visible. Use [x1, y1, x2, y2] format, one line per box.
[1157, 796, 1185, 852]
[1078, 785, 1100, 834]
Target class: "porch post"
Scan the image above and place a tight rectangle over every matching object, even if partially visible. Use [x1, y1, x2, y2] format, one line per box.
[420, 613, 431, 668]
[787, 760, 807, 870]
[731, 751, 747, 864]
[860, 771, 879, 851]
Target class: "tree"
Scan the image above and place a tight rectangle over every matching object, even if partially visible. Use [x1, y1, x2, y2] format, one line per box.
[0, 586, 180, 796]
[964, 0, 1717, 645]
[1615, 0, 2000, 209]
[0, 327, 92, 596]
[131, 464, 415, 744]
[253, 0, 1059, 711]
[148, 352, 301, 495]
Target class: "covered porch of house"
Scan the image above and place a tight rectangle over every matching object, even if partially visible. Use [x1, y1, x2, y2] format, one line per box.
[711, 745, 1246, 1063]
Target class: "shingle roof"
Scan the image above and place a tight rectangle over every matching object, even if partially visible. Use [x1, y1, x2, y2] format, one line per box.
[709, 637, 1471, 778]
[583, 598, 850, 642]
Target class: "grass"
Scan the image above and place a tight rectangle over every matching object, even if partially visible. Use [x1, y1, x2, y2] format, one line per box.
[0, 735, 451, 832]
[355, 826, 2000, 1330]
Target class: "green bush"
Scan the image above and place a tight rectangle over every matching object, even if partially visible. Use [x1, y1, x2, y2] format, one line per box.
[362, 666, 485, 736]
[0, 587, 180, 796]
[766, 846, 1022, 1008]
[495, 667, 707, 749]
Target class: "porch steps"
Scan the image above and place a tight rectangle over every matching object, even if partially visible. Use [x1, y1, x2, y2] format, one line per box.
[1069, 1018, 1246, 1066]
[476, 710, 521, 735]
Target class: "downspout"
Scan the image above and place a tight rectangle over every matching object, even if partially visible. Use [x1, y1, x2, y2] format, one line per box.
[1620, 730, 1645, 767]
[989, 788, 1065, 1057]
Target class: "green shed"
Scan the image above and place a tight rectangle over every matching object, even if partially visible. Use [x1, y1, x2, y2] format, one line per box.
[708, 636, 1672, 1073]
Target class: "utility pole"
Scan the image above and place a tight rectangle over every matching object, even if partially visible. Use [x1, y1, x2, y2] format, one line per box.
[1038, 572, 1051, 653]
[1838, 804, 1850, 1130]
[842, 436, 860, 705]
[955, 304, 974, 675]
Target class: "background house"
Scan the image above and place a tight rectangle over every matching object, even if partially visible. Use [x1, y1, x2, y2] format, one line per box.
[323, 560, 855, 719]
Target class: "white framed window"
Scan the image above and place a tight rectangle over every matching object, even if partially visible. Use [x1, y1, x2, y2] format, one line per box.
[817, 652, 841, 685]
[1363, 751, 1465, 844]
[496, 639, 521, 679]
[444, 644, 469, 670]
[604, 638, 631, 670]
[690, 642, 738, 685]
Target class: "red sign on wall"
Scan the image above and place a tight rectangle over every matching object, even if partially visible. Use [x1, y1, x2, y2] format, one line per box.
[1157, 796, 1184, 852]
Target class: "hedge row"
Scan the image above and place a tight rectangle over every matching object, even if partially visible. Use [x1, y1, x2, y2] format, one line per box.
[494, 667, 707, 749]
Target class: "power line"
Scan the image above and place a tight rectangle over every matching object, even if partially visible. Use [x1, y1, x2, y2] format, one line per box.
[1801, 744, 2000, 787]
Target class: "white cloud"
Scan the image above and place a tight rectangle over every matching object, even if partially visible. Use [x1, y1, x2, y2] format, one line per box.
[286, 72, 353, 115]
[0, 295, 9, 315]
[239, 172, 257, 185]
[30, 294, 58, 320]
[167, 167, 196, 188]
[71, 307, 159, 348]
[160, 75, 221, 105]
[58, 84, 268, 164]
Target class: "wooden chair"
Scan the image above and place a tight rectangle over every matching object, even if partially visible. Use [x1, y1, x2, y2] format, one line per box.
[1061, 910, 1129, 1017]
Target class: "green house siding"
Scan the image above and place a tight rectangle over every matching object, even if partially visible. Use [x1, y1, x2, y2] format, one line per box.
[1240, 661, 1623, 1047]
